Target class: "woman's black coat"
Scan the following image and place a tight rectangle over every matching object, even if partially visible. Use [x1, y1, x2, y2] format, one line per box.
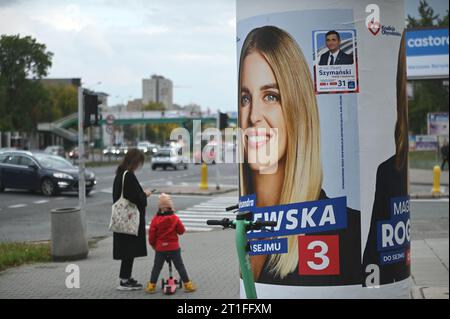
[112, 167, 148, 260]
[362, 155, 410, 285]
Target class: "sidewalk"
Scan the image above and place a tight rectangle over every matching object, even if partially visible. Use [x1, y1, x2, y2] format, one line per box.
[410, 168, 449, 186]
[410, 238, 449, 299]
[410, 168, 449, 198]
[0, 230, 447, 299]
[144, 168, 446, 198]
[0, 230, 239, 299]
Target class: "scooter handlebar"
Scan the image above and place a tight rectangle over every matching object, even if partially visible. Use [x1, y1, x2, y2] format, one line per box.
[206, 219, 226, 226]
[225, 204, 239, 211]
[206, 218, 233, 227]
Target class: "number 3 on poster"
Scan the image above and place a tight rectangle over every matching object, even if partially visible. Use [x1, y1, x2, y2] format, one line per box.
[298, 235, 340, 275]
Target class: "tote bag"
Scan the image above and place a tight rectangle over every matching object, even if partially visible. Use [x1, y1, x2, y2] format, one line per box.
[109, 170, 140, 236]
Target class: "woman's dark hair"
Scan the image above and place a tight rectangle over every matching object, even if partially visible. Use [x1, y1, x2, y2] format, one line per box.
[394, 31, 408, 170]
[116, 148, 145, 174]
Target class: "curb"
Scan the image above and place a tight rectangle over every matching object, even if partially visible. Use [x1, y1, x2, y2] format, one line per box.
[411, 182, 449, 187]
[154, 188, 238, 196]
[410, 193, 449, 199]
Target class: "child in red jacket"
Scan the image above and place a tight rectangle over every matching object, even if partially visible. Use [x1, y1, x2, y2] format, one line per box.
[145, 193, 196, 293]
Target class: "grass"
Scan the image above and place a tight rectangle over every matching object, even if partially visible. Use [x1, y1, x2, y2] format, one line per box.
[409, 150, 441, 170]
[0, 242, 52, 272]
[0, 237, 107, 272]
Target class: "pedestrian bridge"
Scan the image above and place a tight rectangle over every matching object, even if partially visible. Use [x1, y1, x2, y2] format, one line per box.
[99, 111, 237, 126]
[37, 111, 237, 142]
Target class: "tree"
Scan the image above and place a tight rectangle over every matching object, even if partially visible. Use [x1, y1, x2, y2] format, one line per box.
[407, 0, 440, 27]
[406, 1, 449, 134]
[142, 101, 165, 111]
[44, 84, 78, 121]
[0, 34, 53, 131]
[438, 10, 449, 27]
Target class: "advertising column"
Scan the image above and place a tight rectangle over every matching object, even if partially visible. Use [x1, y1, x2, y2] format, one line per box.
[237, 0, 410, 298]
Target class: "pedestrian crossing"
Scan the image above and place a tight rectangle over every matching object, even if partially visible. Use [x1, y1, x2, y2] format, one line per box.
[179, 196, 238, 232]
[145, 196, 238, 233]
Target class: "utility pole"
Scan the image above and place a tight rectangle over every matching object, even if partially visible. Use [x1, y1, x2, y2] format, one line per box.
[78, 87, 86, 230]
[215, 112, 221, 190]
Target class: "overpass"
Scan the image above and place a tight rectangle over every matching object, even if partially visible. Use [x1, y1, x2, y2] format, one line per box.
[37, 111, 237, 142]
[99, 111, 237, 126]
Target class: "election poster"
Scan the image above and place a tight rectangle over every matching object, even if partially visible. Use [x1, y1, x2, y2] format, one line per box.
[313, 29, 359, 94]
[237, 0, 409, 298]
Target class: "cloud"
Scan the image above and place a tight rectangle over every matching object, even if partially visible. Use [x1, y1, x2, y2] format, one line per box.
[172, 53, 233, 65]
[0, 0, 237, 111]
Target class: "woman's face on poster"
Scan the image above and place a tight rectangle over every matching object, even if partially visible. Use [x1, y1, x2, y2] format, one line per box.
[240, 51, 287, 173]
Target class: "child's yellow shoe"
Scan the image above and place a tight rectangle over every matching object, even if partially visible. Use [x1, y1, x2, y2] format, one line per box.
[145, 282, 157, 294]
[184, 281, 196, 293]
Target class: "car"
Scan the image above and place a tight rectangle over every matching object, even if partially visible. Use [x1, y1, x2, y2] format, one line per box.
[137, 141, 159, 155]
[0, 150, 96, 196]
[0, 148, 17, 154]
[68, 147, 79, 159]
[44, 145, 65, 158]
[118, 145, 129, 156]
[103, 146, 120, 157]
[151, 148, 188, 171]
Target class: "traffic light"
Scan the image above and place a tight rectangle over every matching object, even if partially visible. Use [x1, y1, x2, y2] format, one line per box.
[84, 92, 101, 128]
[219, 112, 229, 130]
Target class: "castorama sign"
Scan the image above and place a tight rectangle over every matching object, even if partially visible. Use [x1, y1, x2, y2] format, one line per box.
[406, 28, 449, 79]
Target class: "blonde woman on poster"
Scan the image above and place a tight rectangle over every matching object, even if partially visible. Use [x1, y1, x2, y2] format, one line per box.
[239, 26, 362, 286]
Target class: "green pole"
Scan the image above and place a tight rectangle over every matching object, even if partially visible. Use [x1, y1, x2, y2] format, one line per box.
[234, 220, 257, 299]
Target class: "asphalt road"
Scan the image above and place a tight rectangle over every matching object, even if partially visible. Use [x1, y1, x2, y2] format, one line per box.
[0, 163, 239, 242]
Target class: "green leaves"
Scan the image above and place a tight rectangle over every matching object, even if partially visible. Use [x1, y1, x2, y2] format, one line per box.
[143, 101, 165, 111]
[0, 34, 54, 131]
[406, 1, 449, 134]
[407, 0, 449, 28]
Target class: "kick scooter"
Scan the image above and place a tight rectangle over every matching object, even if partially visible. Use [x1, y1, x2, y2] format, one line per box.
[161, 257, 182, 295]
[206, 205, 276, 299]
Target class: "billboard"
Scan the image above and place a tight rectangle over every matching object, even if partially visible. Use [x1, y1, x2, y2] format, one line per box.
[414, 135, 439, 151]
[427, 112, 449, 136]
[406, 28, 449, 79]
[237, 0, 409, 299]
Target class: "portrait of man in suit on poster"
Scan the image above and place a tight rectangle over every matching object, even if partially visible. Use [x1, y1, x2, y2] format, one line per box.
[318, 30, 354, 66]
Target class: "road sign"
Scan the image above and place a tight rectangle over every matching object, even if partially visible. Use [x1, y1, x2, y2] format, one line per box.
[106, 125, 113, 135]
[106, 114, 115, 125]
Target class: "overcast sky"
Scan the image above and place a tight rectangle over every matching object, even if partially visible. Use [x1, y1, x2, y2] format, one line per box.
[0, 0, 448, 111]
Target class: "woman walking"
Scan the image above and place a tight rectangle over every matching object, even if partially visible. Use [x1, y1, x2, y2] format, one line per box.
[113, 149, 152, 290]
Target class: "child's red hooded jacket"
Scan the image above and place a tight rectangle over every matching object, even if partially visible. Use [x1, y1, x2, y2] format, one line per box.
[148, 211, 185, 251]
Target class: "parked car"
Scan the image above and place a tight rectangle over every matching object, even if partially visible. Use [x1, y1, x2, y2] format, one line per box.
[0, 148, 17, 154]
[151, 148, 188, 170]
[0, 150, 96, 196]
[44, 145, 65, 158]
[137, 141, 159, 155]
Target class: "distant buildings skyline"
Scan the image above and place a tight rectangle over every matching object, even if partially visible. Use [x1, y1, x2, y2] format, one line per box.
[142, 74, 173, 110]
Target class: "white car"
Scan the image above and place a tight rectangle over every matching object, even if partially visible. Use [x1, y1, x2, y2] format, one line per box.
[137, 141, 159, 155]
[151, 148, 188, 170]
